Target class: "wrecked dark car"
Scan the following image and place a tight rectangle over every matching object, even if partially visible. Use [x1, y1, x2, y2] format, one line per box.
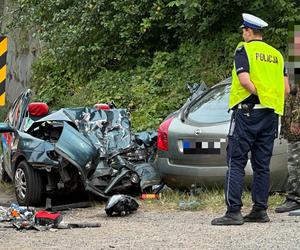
[0, 90, 161, 206]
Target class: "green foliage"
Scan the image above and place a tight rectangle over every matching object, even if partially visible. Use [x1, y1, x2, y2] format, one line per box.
[0, 106, 8, 122]
[7, 0, 184, 75]
[141, 188, 285, 212]
[7, 0, 300, 73]
[4, 0, 300, 130]
[32, 42, 228, 130]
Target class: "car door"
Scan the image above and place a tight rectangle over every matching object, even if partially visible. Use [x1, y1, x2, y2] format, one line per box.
[1, 90, 31, 178]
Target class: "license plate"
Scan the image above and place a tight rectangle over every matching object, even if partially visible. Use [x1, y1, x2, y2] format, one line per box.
[182, 139, 224, 154]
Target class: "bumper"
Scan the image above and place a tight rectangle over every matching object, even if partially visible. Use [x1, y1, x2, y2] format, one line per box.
[156, 154, 288, 191]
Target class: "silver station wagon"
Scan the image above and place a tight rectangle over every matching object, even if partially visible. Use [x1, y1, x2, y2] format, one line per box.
[156, 78, 288, 191]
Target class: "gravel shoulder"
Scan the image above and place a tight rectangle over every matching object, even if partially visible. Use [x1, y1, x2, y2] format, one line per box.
[0, 204, 299, 250]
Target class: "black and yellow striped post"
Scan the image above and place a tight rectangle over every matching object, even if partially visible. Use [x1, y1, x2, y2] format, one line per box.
[0, 36, 7, 106]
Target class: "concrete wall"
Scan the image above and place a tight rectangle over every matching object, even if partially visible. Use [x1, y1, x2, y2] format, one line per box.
[1, 0, 40, 104]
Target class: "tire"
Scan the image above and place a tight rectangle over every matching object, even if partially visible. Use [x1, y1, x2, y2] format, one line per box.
[14, 160, 44, 206]
[0, 154, 11, 182]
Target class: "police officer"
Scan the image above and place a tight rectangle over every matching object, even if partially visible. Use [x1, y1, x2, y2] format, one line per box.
[275, 83, 300, 213]
[211, 13, 290, 225]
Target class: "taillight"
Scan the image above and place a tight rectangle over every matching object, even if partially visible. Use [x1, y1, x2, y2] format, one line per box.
[157, 116, 174, 151]
[94, 103, 111, 110]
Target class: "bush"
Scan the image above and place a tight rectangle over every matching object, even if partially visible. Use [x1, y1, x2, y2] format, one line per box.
[4, 0, 300, 130]
[30, 41, 233, 130]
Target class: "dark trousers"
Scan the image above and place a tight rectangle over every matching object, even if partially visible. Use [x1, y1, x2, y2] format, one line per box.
[225, 108, 277, 212]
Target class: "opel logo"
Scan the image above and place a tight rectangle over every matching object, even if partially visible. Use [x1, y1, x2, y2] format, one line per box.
[194, 129, 202, 136]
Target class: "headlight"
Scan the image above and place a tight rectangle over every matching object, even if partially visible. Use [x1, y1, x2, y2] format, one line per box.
[130, 173, 139, 184]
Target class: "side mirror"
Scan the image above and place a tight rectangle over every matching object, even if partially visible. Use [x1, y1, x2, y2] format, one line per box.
[0, 123, 15, 133]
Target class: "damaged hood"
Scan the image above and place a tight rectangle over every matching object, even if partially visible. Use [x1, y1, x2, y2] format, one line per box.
[25, 106, 160, 195]
[29, 107, 133, 157]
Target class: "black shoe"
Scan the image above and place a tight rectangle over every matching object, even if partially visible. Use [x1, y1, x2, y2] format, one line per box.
[244, 208, 270, 223]
[275, 200, 300, 213]
[211, 211, 244, 226]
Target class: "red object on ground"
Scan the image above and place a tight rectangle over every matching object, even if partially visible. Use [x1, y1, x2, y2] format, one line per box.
[94, 103, 111, 110]
[34, 210, 62, 226]
[28, 102, 49, 117]
[140, 194, 159, 200]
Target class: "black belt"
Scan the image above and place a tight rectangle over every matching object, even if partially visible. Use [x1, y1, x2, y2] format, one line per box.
[238, 104, 266, 110]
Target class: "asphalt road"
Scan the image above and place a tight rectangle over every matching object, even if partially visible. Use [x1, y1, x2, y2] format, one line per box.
[0, 200, 299, 250]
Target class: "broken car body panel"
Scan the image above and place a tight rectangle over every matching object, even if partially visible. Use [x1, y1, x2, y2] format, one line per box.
[15, 131, 58, 169]
[54, 122, 98, 172]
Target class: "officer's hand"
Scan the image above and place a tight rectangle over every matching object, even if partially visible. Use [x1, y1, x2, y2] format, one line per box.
[290, 121, 300, 135]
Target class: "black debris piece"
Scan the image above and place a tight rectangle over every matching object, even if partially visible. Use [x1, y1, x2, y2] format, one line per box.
[105, 194, 139, 216]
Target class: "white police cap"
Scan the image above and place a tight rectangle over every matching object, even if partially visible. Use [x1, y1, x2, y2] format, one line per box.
[240, 13, 268, 30]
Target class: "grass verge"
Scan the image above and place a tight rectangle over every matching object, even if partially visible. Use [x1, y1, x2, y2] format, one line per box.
[140, 188, 285, 213]
[0, 181, 14, 194]
[0, 182, 286, 212]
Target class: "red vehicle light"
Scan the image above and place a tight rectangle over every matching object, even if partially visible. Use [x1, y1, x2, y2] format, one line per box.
[157, 116, 174, 151]
[94, 103, 111, 110]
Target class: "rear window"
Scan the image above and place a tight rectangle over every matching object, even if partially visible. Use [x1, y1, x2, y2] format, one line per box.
[187, 84, 231, 123]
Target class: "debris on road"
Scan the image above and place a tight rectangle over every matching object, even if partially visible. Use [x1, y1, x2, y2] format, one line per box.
[105, 194, 139, 216]
[289, 209, 300, 216]
[0, 203, 101, 231]
[178, 200, 201, 210]
[45, 198, 92, 212]
[140, 193, 160, 200]
[0, 203, 37, 230]
[57, 222, 101, 229]
[34, 210, 62, 227]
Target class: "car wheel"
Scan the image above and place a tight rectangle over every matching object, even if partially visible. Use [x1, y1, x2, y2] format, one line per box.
[14, 161, 44, 206]
[0, 154, 11, 182]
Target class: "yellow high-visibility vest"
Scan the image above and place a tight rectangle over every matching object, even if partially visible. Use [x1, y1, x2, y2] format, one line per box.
[229, 41, 285, 115]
